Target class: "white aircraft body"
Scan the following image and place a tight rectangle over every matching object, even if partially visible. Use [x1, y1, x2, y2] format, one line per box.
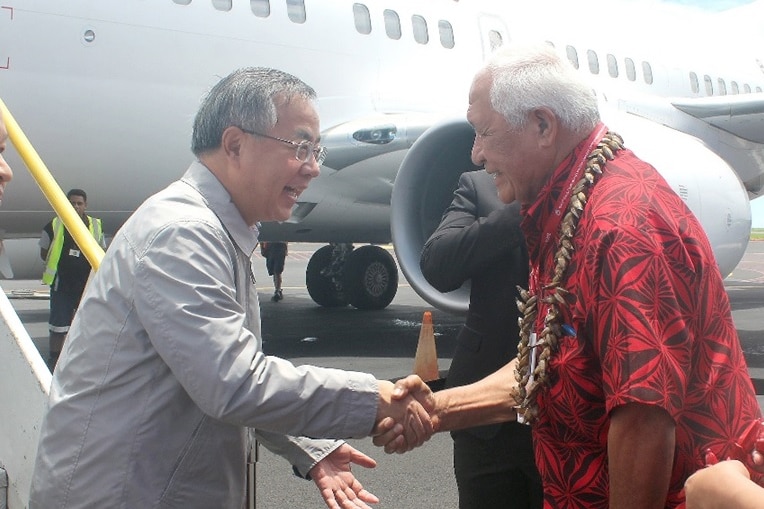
[0, 0, 762, 313]
[0, 0, 763, 505]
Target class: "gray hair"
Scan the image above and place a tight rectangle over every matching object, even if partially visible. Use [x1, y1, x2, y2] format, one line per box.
[191, 67, 317, 155]
[485, 42, 599, 134]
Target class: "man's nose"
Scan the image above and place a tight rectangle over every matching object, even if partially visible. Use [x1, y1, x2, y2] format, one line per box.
[303, 159, 321, 178]
[0, 156, 13, 183]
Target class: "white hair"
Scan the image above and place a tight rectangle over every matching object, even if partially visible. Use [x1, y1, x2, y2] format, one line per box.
[485, 42, 600, 134]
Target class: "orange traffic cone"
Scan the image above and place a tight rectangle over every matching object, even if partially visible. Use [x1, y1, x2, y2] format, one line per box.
[413, 311, 439, 382]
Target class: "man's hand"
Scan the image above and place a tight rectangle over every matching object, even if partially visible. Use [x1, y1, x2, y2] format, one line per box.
[375, 360, 522, 453]
[310, 443, 379, 509]
[685, 460, 760, 509]
[373, 376, 436, 454]
[373, 378, 435, 454]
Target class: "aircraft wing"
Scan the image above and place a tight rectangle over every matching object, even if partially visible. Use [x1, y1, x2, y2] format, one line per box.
[611, 92, 764, 197]
[672, 93, 764, 144]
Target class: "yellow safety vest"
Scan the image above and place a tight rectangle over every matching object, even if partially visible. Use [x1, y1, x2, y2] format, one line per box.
[42, 216, 104, 285]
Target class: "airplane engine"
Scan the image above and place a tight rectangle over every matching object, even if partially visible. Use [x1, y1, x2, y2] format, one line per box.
[391, 118, 479, 315]
[391, 113, 753, 316]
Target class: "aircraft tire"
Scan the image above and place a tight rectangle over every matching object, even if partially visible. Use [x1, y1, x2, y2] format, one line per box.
[342, 245, 398, 310]
[306, 245, 348, 307]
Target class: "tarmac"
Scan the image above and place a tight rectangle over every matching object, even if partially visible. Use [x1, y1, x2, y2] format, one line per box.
[4, 241, 764, 508]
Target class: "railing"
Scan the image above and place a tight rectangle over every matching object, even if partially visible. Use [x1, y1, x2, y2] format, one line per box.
[0, 97, 105, 509]
[0, 98, 104, 269]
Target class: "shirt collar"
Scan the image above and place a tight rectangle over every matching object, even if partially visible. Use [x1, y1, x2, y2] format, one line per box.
[180, 161, 260, 257]
[521, 128, 602, 260]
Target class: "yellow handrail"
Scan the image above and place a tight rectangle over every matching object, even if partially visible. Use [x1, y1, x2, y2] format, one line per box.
[0, 98, 104, 271]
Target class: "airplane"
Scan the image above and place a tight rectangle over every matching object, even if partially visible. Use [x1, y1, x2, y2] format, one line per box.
[1, 0, 764, 506]
[1, 0, 761, 314]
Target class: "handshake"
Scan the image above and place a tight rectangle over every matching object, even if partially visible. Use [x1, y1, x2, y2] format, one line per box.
[370, 359, 522, 454]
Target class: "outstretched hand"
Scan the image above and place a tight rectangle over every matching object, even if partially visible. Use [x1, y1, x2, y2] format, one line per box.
[684, 460, 764, 509]
[310, 443, 379, 509]
[373, 375, 437, 454]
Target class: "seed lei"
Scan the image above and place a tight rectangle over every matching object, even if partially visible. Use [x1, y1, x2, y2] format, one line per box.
[513, 131, 624, 425]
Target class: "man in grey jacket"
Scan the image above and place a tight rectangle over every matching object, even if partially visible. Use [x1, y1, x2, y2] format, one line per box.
[29, 68, 432, 509]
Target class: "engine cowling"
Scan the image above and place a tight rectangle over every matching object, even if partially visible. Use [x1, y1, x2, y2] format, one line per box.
[391, 118, 478, 315]
[391, 112, 752, 316]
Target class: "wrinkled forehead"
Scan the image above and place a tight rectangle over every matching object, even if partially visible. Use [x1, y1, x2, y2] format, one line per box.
[467, 72, 495, 117]
[273, 95, 321, 141]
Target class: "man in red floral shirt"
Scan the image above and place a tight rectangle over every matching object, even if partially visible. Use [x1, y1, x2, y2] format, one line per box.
[379, 42, 762, 508]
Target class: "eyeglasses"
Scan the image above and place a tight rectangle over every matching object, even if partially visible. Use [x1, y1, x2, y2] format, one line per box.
[239, 128, 327, 166]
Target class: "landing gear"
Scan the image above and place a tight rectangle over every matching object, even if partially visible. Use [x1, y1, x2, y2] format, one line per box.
[305, 243, 399, 310]
[306, 245, 348, 307]
[342, 245, 398, 310]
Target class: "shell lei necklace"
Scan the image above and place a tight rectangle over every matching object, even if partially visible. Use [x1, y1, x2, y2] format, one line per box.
[513, 131, 624, 425]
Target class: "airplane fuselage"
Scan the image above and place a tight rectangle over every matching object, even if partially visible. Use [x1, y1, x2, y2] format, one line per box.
[1, 0, 763, 300]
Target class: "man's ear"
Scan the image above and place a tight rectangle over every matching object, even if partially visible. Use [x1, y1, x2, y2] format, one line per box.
[221, 126, 244, 159]
[533, 107, 557, 148]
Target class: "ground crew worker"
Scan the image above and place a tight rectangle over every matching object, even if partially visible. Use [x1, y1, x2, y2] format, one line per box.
[40, 188, 105, 369]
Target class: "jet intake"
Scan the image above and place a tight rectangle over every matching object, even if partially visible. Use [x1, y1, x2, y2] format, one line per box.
[391, 118, 479, 315]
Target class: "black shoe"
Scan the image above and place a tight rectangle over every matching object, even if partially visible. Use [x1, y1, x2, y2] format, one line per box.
[272, 290, 283, 302]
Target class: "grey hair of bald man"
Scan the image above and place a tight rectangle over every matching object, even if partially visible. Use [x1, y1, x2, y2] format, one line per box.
[191, 67, 317, 156]
[484, 42, 600, 135]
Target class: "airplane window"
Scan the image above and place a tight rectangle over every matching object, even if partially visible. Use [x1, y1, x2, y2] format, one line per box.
[607, 54, 618, 78]
[438, 20, 455, 49]
[173, 0, 192, 4]
[251, 0, 269, 17]
[689, 72, 699, 94]
[566, 46, 579, 69]
[717, 78, 727, 96]
[744, 84, 751, 93]
[587, 50, 599, 75]
[353, 3, 371, 34]
[384, 10, 402, 40]
[212, 0, 231, 11]
[625, 58, 636, 81]
[704, 75, 713, 96]
[287, 0, 306, 23]
[731, 81, 739, 94]
[412, 15, 428, 45]
[642, 61, 653, 85]
[488, 30, 503, 51]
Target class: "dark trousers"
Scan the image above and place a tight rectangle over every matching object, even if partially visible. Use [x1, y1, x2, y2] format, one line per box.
[453, 423, 542, 509]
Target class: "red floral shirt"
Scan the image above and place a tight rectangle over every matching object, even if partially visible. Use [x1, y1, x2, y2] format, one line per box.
[520, 131, 761, 508]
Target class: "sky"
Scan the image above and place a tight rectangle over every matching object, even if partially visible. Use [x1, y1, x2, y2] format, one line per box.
[752, 197, 764, 228]
[663, 0, 755, 10]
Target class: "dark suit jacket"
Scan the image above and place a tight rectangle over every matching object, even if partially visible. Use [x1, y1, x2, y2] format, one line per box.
[420, 169, 529, 439]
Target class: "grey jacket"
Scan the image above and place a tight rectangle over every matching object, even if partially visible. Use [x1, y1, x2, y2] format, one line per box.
[30, 162, 378, 508]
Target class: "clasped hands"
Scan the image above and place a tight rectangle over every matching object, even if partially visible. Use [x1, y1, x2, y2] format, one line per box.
[372, 377, 438, 454]
[372, 358, 522, 454]
[307, 363, 520, 508]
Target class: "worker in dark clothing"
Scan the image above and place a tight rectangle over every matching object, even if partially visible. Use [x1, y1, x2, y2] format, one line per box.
[40, 188, 105, 369]
[420, 169, 541, 509]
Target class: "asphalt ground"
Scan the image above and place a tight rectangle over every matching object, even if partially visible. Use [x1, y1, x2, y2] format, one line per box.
[4, 241, 764, 508]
